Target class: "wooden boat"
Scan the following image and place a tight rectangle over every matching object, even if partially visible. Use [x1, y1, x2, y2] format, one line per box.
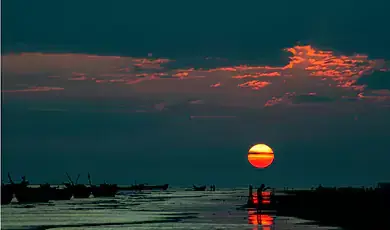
[1, 183, 14, 204]
[7, 174, 50, 203]
[63, 173, 91, 198]
[88, 173, 118, 197]
[40, 183, 73, 200]
[192, 185, 207, 191]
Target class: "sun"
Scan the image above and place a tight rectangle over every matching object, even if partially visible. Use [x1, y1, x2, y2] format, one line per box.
[248, 144, 274, 168]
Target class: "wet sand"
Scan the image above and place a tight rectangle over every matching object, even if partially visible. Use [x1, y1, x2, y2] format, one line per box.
[1, 188, 336, 230]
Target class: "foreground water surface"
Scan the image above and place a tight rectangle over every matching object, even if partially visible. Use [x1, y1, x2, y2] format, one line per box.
[1, 188, 341, 230]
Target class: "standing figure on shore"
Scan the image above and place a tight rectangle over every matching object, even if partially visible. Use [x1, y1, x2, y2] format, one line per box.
[257, 186, 263, 210]
[257, 184, 271, 210]
[247, 185, 254, 206]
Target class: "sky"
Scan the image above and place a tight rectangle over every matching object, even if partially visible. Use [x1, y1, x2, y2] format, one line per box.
[2, 1, 390, 188]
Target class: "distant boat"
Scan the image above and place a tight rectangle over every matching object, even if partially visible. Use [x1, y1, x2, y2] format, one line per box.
[6, 174, 50, 203]
[40, 183, 73, 200]
[119, 183, 169, 191]
[88, 173, 118, 197]
[63, 173, 91, 198]
[192, 185, 207, 191]
[1, 183, 13, 204]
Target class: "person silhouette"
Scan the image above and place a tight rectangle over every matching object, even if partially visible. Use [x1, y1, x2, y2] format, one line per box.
[247, 185, 254, 206]
[257, 187, 263, 210]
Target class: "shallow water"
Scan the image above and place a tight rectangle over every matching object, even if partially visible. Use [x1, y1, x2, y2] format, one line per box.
[1, 188, 341, 230]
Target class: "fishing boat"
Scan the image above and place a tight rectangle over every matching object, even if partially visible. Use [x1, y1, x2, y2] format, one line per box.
[88, 173, 118, 197]
[1, 183, 13, 204]
[192, 185, 207, 191]
[7, 174, 50, 203]
[63, 173, 91, 198]
[40, 183, 73, 200]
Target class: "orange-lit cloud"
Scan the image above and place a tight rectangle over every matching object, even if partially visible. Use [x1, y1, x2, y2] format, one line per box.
[3, 45, 389, 108]
[232, 72, 281, 79]
[210, 82, 221, 88]
[238, 81, 271, 90]
[68, 76, 88, 81]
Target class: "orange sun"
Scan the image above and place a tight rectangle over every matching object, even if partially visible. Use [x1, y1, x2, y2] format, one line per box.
[248, 144, 274, 168]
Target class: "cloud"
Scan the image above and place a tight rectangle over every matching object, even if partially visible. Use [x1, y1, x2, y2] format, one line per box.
[264, 92, 335, 107]
[2, 86, 64, 93]
[232, 72, 282, 79]
[189, 100, 204, 104]
[2, 44, 389, 108]
[238, 81, 271, 90]
[210, 82, 221, 88]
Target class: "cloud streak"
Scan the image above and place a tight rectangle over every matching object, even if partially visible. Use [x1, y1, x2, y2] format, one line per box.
[2, 86, 64, 93]
[2, 44, 390, 108]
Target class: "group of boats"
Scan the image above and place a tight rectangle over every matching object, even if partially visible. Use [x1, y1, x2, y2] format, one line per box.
[184, 185, 216, 191]
[1, 173, 170, 205]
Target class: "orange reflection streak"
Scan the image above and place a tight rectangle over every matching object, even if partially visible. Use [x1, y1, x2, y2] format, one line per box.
[252, 191, 272, 206]
[248, 210, 274, 228]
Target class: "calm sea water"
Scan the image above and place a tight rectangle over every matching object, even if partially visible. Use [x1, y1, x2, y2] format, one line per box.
[1, 188, 341, 230]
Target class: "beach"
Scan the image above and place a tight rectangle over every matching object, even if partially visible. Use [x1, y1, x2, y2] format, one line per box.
[1, 188, 340, 230]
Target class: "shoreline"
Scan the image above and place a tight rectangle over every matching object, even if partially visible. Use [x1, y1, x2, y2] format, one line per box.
[268, 188, 390, 229]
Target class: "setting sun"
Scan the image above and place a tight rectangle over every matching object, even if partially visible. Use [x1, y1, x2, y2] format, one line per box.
[248, 144, 274, 168]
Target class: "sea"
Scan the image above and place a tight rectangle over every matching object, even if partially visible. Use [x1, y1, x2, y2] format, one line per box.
[1, 188, 341, 230]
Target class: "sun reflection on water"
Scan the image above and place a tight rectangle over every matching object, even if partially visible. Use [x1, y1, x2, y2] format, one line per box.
[248, 210, 275, 230]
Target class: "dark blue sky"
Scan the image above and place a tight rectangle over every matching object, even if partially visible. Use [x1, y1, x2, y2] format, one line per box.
[2, 0, 390, 187]
[3, 0, 390, 60]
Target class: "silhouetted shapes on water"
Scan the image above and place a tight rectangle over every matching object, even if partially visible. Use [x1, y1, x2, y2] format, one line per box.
[246, 184, 273, 210]
[119, 183, 169, 191]
[1, 182, 13, 204]
[63, 173, 91, 198]
[274, 184, 390, 229]
[210, 185, 216, 191]
[54, 187, 73, 200]
[87, 173, 118, 197]
[247, 185, 254, 206]
[192, 185, 207, 191]
[2, 172, 119, 204]
[40, 183, 73, 201]
[377, 182, 390, 191]
[6, 173, 50, 203]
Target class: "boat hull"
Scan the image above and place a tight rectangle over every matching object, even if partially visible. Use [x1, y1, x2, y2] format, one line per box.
[91, 185, 118, 197]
